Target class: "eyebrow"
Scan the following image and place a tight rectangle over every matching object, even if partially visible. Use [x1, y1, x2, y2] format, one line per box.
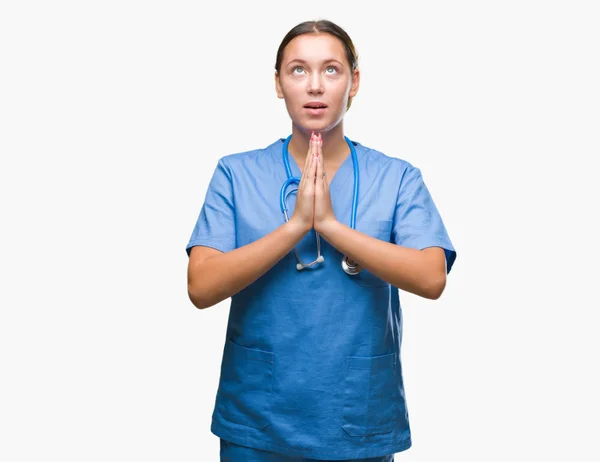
[286, 58, 344, 67]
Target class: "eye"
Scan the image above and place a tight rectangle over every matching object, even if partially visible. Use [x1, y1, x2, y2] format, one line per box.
[325, 66, 339, 74]
[292, 66, 305, 75]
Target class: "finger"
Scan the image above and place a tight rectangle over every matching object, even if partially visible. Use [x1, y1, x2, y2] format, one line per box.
[312, 136, 319, 183]
[315, 132, 321, 158]
[317, 133, 323, 159]
[305, 135, 315, 171]
[305, 147, 317, 194]
[312, 147, 318, 184]
[300, 136, 313, 186]
[305, 131, 315, 166]
[315, 139, 324, 188]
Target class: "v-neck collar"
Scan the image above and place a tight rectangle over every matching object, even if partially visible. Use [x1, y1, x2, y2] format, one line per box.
[277, 138, 357, 193]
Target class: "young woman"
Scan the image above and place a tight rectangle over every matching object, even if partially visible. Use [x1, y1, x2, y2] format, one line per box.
[186, 19, 457, 462]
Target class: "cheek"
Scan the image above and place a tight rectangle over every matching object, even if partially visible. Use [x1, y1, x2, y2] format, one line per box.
[282, 87, 305, 110]
[327, 81, 350, 100]
[285, 82, 304, 97]
[331, 89, 344, 103]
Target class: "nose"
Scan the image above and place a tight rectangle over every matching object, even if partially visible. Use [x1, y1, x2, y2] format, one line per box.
[307, 72, 324, 95]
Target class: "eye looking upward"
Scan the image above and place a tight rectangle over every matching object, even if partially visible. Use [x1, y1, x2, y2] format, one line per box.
[291, 65, 340, 76]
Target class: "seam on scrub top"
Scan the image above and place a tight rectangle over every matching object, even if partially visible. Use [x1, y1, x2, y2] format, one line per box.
[219, 157, 238, 250]
[187, 239, 232, 254]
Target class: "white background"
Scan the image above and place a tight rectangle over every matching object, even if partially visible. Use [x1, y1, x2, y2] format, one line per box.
[1, 1, 598, 460]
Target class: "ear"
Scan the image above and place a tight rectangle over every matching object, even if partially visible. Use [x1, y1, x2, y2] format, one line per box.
[349, 67, 360, 98]
[275, 71, 284, 99]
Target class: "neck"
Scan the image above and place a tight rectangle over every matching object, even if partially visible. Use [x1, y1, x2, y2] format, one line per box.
[287, 122, 349, 164]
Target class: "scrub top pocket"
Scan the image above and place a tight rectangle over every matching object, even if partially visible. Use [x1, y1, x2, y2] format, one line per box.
[216, 339, 275, 430]
[342, 351, 398, 437]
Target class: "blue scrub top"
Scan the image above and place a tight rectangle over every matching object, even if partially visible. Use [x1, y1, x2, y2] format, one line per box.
[186, 137, 457, 460]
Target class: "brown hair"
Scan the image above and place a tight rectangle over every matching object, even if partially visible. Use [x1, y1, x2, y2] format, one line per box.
[275, 19, 359, 111]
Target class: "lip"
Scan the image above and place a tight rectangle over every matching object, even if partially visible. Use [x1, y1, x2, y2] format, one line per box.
[304, 101, 327, 108]
[304, 107, 327, 115]
[303, 101, 327, 116]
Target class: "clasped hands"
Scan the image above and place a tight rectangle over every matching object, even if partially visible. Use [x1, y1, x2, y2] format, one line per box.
[289, 131, 338, 236]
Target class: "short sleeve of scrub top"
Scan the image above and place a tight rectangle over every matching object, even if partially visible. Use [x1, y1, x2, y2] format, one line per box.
[186, 158, 235, 257]
[392, 164, 457, 274]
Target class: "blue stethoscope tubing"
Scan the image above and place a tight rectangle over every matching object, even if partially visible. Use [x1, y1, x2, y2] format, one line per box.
[279, 134, 362, 275]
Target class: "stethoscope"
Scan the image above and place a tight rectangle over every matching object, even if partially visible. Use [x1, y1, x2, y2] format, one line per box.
[279, 134, 363, 275]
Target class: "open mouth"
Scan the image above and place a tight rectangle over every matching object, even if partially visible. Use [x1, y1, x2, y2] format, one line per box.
[304, 103, 327, 115]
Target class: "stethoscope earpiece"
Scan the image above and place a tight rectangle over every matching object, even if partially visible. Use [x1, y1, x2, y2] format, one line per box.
[296, 255, 324, 271]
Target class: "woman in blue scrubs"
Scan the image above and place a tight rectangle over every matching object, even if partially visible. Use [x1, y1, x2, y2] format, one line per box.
[186, 19, 457, 461]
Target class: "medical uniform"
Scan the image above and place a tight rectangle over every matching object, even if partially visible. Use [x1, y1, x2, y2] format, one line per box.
[186, 137, 457, 461]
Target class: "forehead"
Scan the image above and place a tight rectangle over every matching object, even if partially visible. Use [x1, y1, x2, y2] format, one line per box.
[282, 33, 346, 64]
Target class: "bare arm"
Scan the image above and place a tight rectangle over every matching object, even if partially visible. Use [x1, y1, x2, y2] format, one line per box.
[318, 220, 447, 300]
[187, 220, 310, 309]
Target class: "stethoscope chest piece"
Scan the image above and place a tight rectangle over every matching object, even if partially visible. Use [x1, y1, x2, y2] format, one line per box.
[341, 255, 362, 275]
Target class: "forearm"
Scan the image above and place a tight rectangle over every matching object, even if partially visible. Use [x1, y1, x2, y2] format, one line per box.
[188, 220, 310, 309]
[318, 220, 441, 299]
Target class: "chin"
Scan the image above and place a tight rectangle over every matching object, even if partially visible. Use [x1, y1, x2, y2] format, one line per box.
[304, 118, 329, 129]
[292, 120, 321, 131]
[290, 113, 336, 133]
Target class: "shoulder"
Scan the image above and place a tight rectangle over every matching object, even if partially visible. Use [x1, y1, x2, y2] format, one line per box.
[217, 139, 281, 173]
[356, 140, 420, 184]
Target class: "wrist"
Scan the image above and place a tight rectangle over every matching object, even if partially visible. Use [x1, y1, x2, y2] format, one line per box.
[315, 219, 340, 239]
[286, 218, 312, 237]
